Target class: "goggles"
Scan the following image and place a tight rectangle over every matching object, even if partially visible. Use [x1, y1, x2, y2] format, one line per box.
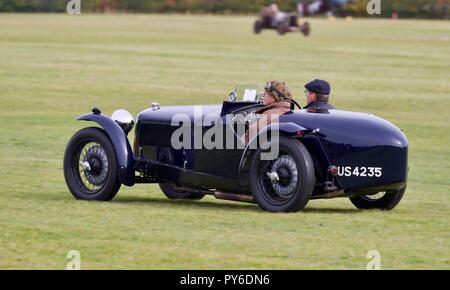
[264, 81, 286, 100]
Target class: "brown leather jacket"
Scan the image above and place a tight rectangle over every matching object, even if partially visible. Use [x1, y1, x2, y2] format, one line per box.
[241, 101, 291, 144]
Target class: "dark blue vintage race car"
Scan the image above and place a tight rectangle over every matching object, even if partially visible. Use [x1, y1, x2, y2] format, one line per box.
[63, 90, 408, 212]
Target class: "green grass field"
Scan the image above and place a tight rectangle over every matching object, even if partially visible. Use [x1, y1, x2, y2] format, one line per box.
[0, 14, 449, 269]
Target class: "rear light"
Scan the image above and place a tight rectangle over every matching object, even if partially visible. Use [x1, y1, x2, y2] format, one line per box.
[328, 165, 338, 176]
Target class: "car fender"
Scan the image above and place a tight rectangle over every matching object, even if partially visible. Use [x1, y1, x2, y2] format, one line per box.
[77, 113, 135, 186]
[237, 122, 308, 185]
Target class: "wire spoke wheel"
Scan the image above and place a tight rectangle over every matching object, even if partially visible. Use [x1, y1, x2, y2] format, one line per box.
[258, 152, 299, 206]
[64, 127, 121, 201]
[350, 187, 406, 210]
[72, 141, 109, 194]
[249, 136, 315, 212]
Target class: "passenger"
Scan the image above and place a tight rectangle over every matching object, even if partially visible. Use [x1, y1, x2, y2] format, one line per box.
[241, 80, 292, 144]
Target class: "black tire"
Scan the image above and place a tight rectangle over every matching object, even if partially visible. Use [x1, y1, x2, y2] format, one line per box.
[300, 22, 311, 36]
[350, 187, 406, 210]
[249, 136, 315, 212]
[277, 24, 288, 35]
[254, 20, 262, 34]
[159, 182, 205, 200]
[64, 127, 121, 201]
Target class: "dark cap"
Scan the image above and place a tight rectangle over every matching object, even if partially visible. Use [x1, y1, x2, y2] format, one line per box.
[305, 79, 331, 95]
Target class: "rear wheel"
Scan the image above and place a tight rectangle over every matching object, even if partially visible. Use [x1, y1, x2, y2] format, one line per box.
[249, 136, 315, 212]
[159, 182, 205, 200]
[350, 187, 406, 210]
[300, 22, 311, 36]
[64, 127, 121, 201]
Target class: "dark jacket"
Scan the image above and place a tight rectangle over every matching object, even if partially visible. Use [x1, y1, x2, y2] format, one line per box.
[303, 101, 335, 111]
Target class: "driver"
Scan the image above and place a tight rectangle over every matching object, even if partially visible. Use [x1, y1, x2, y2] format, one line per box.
[303, 79, 335, 111]
[241, 80, 292, 144]
[260, 3, 278, 26]
[260, 3, 288, 29]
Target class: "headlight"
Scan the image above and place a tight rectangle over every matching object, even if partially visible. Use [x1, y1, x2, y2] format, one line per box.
[112, 109, 134, 135]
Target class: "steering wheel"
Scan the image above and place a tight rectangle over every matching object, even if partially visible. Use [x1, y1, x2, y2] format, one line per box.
[289, 99, 302, 110]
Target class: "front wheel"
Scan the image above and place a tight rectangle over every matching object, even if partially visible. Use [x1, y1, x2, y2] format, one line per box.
[64, 127, 121, 201]
[249, 136, 315, 212]
[254, 20, 263, 34]
[349, 187, 406, 210]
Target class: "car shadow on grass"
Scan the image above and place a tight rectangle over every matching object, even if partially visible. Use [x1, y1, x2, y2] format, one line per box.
[113, 195, 258, 211]
[303, 207, 361, 214]
[113, 196, 360, 214]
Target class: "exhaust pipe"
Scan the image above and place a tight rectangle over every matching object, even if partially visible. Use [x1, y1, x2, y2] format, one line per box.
[214, 191, 255, 203]
[171, 185, 255, 204]
[310, 190, 345, 199]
